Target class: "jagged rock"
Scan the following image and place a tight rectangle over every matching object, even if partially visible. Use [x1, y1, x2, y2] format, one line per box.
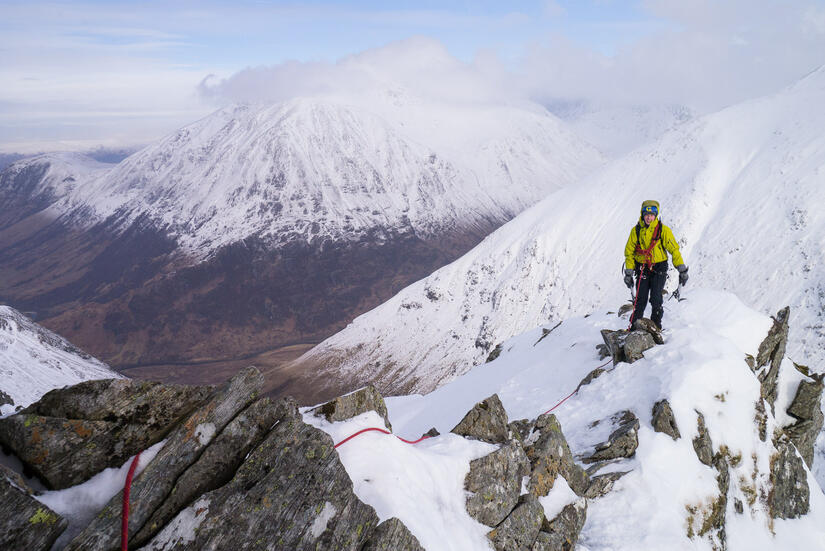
[311, 384, 392, 431]
[734, 499, 744, 514]
[1, 474, 67, 551]
[632, 318, 664, 345]
[768, 436, 810, 519]
[133, 396, 295, 546]
[699, 455, 729, 547]
[692, 412, 714, 466]
[784, 378, 824, 468]
[600, 329, 627, 365]
[361, 517, 424, 551]
[583, 411, 640, 464]
[1, 462, 32, 495]
[755, 307, 790, 413]
[423, 427, 440, 438]
[508, 419, 534, 443]
[595, 344, 610, 360]
[652, 399, 681, 440]
[487, 494, 545, 551]
[576, 367, 606, 391]
[525, 414, 589, 497]
[0, 389, 13, 407]
[533, 498, 587, 551]
[755, 399, 768, 442]
[465, 440, 530, 526]
[143, 396, 379, 551]
[623, 330, 656, 363]
[584, 471, 629, 499]
[0, 379, 212, 489]
[451, 394, 510, 444]
[66, 366, 264, 551]
[486, 344, 503, 363]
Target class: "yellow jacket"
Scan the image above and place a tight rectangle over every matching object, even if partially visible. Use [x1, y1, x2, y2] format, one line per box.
[624, 217, 685, 269]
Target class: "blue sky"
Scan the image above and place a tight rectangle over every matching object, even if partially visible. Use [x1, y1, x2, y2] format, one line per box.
[1, 1, 823, 152]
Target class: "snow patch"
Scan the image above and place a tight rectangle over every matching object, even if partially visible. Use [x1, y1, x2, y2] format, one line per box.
[310, 501, 337, 539]
[194, 423, 216, 446]
[146, 496, 212, 550]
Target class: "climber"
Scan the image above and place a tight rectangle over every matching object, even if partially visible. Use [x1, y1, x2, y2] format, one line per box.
[623, 200, 688, 329]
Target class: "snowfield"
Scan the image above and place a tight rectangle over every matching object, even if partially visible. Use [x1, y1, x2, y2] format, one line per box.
[309, 288, 825, 550]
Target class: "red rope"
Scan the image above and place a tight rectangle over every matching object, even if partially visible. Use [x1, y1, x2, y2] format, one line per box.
[121, 452, 142, 551]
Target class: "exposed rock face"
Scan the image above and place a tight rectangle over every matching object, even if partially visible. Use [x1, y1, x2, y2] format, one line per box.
[652, 399, 681, 440]
[451, 393, 510, 443]
[693, 412, 714, 467]
[784, 378, 824, 468]
[768, 436, 810, 519]
[0, 389, 13, 407]
[632, 318, 664, 345]
[583, 411, 640, 464]
[576, 367, 606, 391]
[310, 384, 392, 430]
[600, 326, 656, 365]
[487, 494, 545, 551]
[361, 517, 424, 551]
[508, 419, 534, 443]
[585, 471, 629, 499]
[534, 498, 587, 551]
[0, 474, 66, 551]
[755, 307, 790, 413]
[143, 400, 379, 551]
[465, 440, 531, 526]
[525, 414, 589, 497]
[0, 379, 212, 489]
[66, 367, 264, 550]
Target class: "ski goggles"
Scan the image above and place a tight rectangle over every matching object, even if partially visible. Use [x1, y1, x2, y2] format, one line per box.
[641, 205, 658, 216]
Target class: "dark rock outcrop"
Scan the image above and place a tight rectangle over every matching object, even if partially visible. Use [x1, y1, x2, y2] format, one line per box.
[784, 377, 824, 468]
[1, 474, 66, 551]
[652, 399, 681, 440]
[632, 318, 664, 345]
[768, 436, 810, 519]
[66, 367, 263, 551]
[361, 517, 424, 551]
[755, 307, 790, 413]
[692, 412, 714, 467]
[487, 494, 545, 551]
[525, 414, 589, 497]
[451, 394, 510, 444]
[585, 471, 629, 499]
[534, 498, 587, 551]
[0, 379, 212, 489]
[310, 384, 392, 431]
[465, 440, 530, 526]
[622, 330, 657, 363]
[576, 367, 607, 391]
[508, 419, 534, 443]
[0, 389, 13, 407]
[583, 411, 640, 464]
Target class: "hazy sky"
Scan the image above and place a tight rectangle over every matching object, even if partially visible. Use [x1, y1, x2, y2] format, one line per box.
[1, 0, 824, 153]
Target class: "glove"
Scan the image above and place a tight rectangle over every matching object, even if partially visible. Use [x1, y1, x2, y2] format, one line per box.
[676, 264, 689, 285]
[624, 268, 634, 288]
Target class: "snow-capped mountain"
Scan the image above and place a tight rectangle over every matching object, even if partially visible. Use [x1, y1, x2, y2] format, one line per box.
[291, 65, 825, 399]
[0, 89, 603, 374]
[0, 306, 122, 416]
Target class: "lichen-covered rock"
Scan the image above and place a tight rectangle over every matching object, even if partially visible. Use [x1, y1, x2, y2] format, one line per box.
[465, 440, 530, 526]
[768, 436, 810, 519]
[525, 414, 589, 497]
[784, 378, 824, 468]
[487, 494, 545, 551]
[755, 307, 790, 413]
[0, 378, 212, 489]
[652, 399, 681, 440]
[451, 394, 510, 444]
[66, 366, 263, 551]
[632, 318, 664, 345]
[508, 419, 534, 443]
[600, 329, 627, 365]
[623, 330, 656, 363]
[584, 471, 629, 499]
[583, 411, 640, 464]
[0, 475, 66, 551]
[361, 517, 424, 551]
[533, 498, 587, 551]
[143, 399, 379, 551]
[1, 462, 33, 495]
[692, 412, 714, 466]
[133, 396, 295, 546]
[311, 384, 392, 431]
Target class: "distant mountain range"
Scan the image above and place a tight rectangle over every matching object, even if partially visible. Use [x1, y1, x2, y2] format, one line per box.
[0, 89, 603, 386]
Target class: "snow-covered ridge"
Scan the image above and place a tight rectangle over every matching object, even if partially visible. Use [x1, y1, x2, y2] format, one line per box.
[16, 92, 603, 258]
[0, 306, 122, 416]
[295, 65, 825, 394]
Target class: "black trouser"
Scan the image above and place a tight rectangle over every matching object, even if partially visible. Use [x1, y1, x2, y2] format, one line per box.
[632, 260, 668, 328]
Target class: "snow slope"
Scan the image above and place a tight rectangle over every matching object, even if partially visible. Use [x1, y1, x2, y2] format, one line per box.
[0, 306, 122, 416]
[297, 65, 825, 394]
[27, 90, 603, 258]
[309, 289, 825, 550]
